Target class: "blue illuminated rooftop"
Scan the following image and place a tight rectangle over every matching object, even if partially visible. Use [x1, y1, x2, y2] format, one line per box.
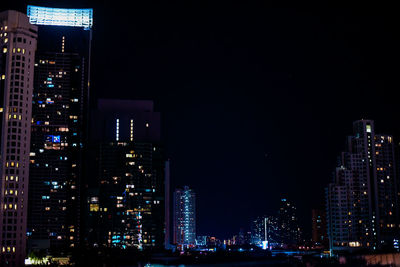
[27, 5, 93, 30]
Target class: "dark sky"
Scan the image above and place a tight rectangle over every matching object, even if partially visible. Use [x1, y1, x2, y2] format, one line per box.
[3, 2, 400, 239]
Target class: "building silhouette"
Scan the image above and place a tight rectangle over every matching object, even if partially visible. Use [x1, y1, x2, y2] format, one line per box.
[0, 10, 38, 267]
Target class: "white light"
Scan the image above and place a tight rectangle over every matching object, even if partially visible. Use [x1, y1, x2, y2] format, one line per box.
[116, 119, 119, 141]
[262, 241, 268, 250]
[27, 5, 93, 29]
[130, 119, 134, 141]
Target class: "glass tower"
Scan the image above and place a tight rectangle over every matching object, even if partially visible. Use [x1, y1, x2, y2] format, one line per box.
[26, 5, 93, 251]
[173, 186, 196, 249]
[86, 99, 167, 250]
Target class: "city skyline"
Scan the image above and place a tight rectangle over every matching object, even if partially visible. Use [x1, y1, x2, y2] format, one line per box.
[1, 1, 400, 249]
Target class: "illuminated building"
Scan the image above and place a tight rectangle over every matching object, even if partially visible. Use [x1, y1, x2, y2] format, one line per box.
[173, 186, 196, 249]
[277, 198, 302, 247]
[0, 10, 37, 267]
[195, 236, 208, 246]
[251, 215, 279, 248]
[311, 208, 328, 248]
[86, 99, 167, 249]
[326, 120, 399, 252]
[26, 5, 93, 250]
[251, 200, 301, 249]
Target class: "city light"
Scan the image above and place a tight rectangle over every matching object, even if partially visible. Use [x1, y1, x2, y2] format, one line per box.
[262, 241, 268, 250]
[27, 5, 93, 29]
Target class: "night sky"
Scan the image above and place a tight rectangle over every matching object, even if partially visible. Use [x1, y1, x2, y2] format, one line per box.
[3, 2, 400, 239]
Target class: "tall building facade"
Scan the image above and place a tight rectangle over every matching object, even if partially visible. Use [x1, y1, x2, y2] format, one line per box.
[277, 198, 302, 247]
[0, 10, 37, 267]
[326, 120, 399, 252]
[25, 6, 93, 250]
[86, 99, 167, 250]
[173, 186, 196, 249]
[251, 215, 279, 248]
[311, 208, 328, 248]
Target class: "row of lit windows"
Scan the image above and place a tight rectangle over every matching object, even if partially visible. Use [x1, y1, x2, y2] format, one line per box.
[1, 246, 16, 253]
[3, 204, 19, 210]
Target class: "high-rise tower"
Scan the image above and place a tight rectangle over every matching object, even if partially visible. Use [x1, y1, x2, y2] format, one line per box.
[326, 120, 399, 252]
[250, 215, 279, 248]
[86, 99, 167, 250]
[173, 186, 196, 249]
[277, 198, 301, 247]
[311, 208, 328, 248]
[26, 5, 93, 250]
[0, 10, 37, 267]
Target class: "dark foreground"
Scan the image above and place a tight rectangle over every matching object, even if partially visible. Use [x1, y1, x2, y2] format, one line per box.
[31, 248, 398, 266]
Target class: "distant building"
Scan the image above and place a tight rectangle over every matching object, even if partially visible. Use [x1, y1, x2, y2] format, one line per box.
[206, 236, 219, 247]
[326, 120, 399, 252]
[251, 215, 279, 248]
[251, 200, 301, 249]
[195, 236, 207, 246]
[196, 236, 221, 247]
[251, 216, 266, 246]
[311, 208, 328, 248]
[0, 10, 38, 266]
[173, 186, 196, 249]
[277, 198, 301, 247]
[233, 228, 251, 246]
[86, 99, 167, 250]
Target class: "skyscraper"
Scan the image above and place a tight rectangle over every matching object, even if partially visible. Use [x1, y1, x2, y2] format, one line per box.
[326, 120, 399, 252]
[251, 215, 279, 248]
[277, 198, 301, 248]
[86, 99, 167, 250]
[0, 10, 37, 267]
[311, 208, 328, 248]
[25, 5, 93, 250]
[173, 186, 196, 249]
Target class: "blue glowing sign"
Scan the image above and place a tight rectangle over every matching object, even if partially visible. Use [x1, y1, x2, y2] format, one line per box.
[46, 135, 61, 143]
[52, 135, 61, 143]
[27, 5, 93, 30]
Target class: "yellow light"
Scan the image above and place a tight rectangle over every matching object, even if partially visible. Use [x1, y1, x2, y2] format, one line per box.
[89, 204, 99, 212]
